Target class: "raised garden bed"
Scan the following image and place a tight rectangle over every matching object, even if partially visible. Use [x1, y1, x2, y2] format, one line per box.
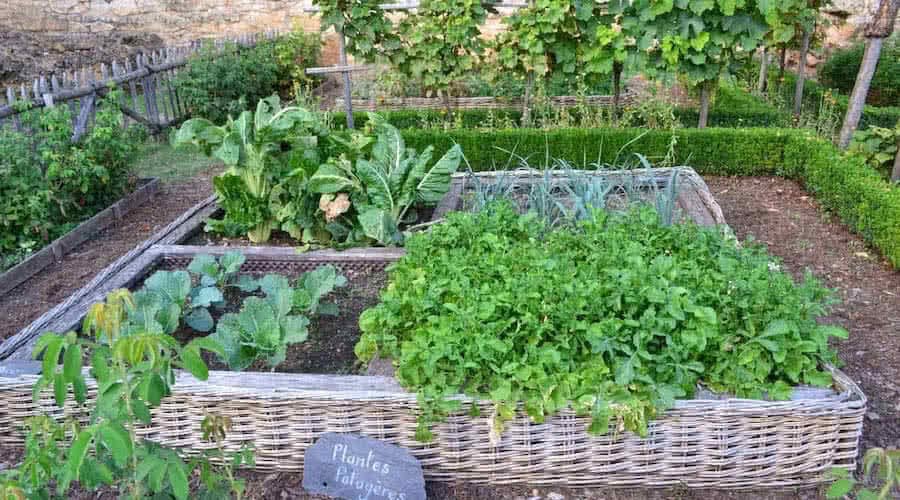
[335, 91, 639, 112]
[0, 178, 160, 297]
[0, 245, 866, 487]
[0, 167, 865, 489]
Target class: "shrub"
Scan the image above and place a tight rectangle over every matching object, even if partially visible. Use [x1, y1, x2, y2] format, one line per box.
[819, 36, 900, 107]
[176, 30, 321, 125]
[357, 203, 846, 441]
[0, 92, 139, 271]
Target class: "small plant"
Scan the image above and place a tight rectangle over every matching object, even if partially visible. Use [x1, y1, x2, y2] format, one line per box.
[209, 265, 346, 370]
[195, 414, 255, 500]
[848, 124, 900, 179]
[309, 113, 463, 245]
[827, 448, 900, 499]
[24, 287, 221, 499]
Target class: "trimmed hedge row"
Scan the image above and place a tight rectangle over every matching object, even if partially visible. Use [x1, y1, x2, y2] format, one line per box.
[398, 127, 900, 267]
[332, 86, 788, 130]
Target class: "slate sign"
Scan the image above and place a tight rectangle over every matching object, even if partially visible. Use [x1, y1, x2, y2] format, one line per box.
[302, 433, 426, 500]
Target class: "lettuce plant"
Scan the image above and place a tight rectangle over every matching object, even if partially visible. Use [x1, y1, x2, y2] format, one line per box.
[357, 203, 847, 442]
[209, 265, 346, 370]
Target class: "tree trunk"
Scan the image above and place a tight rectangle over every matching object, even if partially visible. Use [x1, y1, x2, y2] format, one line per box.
[338, 28, 354, 129]
[698, 81, 712, 129]
[522, 71, 535, 127]
[778, 45, 787, 80]
[793, 28, 812, 118]
[838, 37, 885, 148]
[892, 141, 900, 182]
[758, 46, 769, 94]
[612, 60, 623, 122]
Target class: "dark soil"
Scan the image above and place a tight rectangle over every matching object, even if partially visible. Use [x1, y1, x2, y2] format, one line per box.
[171, 269, 386, 375]
[2, 174, 897, 500]
[0, 169, 217, 342]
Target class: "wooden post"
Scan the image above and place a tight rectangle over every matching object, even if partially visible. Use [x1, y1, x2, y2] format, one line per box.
[338, 28, 355, 129]
[6, 88, 22, 132]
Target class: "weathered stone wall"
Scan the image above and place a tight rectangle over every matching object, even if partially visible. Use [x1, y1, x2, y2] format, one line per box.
[0, 0, 320, 45]
[0, 0, 326, 85]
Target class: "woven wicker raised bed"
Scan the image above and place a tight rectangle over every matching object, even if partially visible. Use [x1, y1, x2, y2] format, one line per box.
[336, 91, 638, 112]
[0, 169, 866, 489]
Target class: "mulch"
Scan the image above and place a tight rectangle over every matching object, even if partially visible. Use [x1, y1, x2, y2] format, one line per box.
[1, 174, 897, 499]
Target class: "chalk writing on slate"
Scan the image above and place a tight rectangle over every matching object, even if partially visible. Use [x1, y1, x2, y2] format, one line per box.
[302, 433, 426, 500]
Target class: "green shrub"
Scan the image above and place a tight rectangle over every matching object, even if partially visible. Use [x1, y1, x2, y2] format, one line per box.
[335, 85, 787, 130]
[0, 92, 139, 271]
[819, 36, 900, 107]
[673, 84, 789, 127]
[357, 203, 846, 441]
[176, 31, 320, 125]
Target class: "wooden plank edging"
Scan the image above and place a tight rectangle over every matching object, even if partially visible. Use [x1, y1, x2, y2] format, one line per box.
[0, 178, 161, 298]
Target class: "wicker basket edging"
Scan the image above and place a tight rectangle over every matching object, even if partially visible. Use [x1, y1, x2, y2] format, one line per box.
[0, 366, 865, 488]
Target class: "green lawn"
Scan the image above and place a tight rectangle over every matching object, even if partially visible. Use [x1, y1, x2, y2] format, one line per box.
[131, 139, 221, 182]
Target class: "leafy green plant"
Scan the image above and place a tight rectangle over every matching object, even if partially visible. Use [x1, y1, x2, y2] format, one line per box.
[272, 24, 323, 90]
[185, 252, 260, 331]
[176, 40, 282, 123]
[195, 415, 255, 500]
[848, 124, 900, 178]
[0, 416, 71, 499]
[314, 0, 398, 62]
[209, 265, 346, 370]
[827, 448, 900, 500]
[356, 203, 847, 442]
[174, 96, 326, 243]
[390, 0, 489, 114]
[309, 113, 463, 245]
[0, 91, 138, 272]
[820, 35, 899, 108]
[24, 287, 221, 499]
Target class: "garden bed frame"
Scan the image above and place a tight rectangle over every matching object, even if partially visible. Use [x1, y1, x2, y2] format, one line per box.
[336, 90, 639, 112]
[0, 168, 865, 488]
[0, 177, 160, 297]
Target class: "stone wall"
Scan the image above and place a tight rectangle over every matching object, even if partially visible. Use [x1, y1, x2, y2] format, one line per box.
[0, 0, 326, 85]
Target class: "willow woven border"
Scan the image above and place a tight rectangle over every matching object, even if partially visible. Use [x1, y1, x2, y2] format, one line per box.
[335, 91, 638, 112]
[0, 364, 866, 488]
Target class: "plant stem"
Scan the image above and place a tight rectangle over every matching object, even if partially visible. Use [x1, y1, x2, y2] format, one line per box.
[793, 27, 812, 118]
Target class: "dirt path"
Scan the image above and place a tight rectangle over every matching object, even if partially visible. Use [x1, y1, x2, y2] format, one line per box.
[0, 170, 216, 342]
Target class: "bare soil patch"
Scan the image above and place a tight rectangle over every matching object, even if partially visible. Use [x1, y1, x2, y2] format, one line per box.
[0, 169, 217, 342]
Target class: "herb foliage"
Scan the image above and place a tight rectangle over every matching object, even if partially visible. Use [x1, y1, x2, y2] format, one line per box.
[356, 203, 847, 441]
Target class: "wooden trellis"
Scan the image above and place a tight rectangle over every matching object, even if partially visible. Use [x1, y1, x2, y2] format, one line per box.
[0, 32, 280, 141]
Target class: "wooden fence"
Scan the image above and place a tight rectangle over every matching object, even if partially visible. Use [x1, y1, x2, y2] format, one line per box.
[0, 31, 281, 141]
[335, 90, 639, 112]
